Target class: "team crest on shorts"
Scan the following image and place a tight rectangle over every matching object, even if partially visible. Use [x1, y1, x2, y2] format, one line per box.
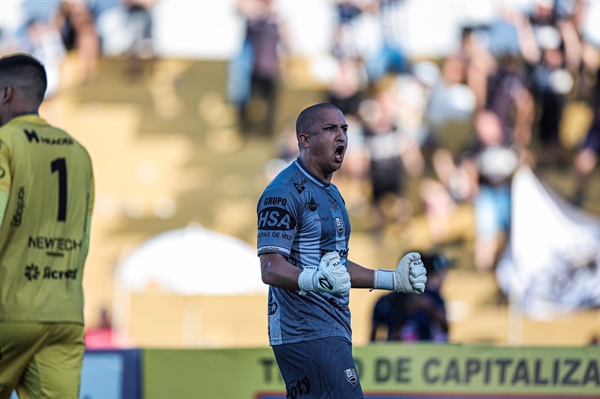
[344, 368, 357, 386]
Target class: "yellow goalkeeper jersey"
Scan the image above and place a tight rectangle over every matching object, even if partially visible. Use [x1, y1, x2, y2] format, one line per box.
[0, 114, 94, 325]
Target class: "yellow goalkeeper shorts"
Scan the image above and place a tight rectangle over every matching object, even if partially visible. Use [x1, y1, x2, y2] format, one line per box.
[0, 322, 84, 399]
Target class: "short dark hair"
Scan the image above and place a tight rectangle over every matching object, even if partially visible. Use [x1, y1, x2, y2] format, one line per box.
[0, 53, 47, 103]
[296, 103, 341, 138]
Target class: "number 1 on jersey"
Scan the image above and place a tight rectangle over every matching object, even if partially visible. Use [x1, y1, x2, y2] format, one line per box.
[51, 158, 67, 221]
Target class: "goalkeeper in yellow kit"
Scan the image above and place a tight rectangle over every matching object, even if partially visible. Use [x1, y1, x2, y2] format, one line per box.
[0, 54, 94, 399]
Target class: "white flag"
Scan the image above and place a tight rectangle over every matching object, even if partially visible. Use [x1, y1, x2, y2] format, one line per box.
[496, 165, 600, 319]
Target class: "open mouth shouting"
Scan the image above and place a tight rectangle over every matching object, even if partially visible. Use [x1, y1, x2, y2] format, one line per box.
[334, 144, 346, 164]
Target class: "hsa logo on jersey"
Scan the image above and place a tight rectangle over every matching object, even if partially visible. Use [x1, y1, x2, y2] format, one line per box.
[258, 207, 296, 231]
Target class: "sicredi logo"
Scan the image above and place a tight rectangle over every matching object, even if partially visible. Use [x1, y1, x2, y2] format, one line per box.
[24, 264, 78, 281]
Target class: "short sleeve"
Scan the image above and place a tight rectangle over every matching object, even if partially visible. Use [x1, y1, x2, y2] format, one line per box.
[256, 188, 299, 257]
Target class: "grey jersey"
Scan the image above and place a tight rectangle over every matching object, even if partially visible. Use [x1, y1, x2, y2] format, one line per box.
[257, 159, 352, 346]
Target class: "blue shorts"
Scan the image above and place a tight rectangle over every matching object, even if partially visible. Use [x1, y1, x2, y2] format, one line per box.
[272, 336, 363, 399]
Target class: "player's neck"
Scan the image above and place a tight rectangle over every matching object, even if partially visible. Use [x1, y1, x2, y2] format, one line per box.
[298, 156, 333, 184]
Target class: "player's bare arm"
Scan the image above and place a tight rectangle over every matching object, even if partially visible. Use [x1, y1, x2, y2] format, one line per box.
[261, 252, 351, 294]
[347, 260, 375, 288]
[260, 252, 302, 291]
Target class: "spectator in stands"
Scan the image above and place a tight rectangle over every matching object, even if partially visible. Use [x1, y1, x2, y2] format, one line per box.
[358, 82, 409, 236]
[371, 252, 450, 342]
[56, 0, 100, 81]
[570, 14, 599, 206]
[504, 0, 582, 163]
[425, 56, 477, 128]
[21, 17, 68, 126]
[123, 0, 158, 77]
[573, 67, 599, 206]
[399, 107, 527, 271]
[228, 0, 289, 138]
[0, 28, 22, 57]
[485, 54, 535, 146]
[457, 26, 498, 109]
[363, 0, 409, 83]
[23, 18, 66, 99]
[434, 109, 522, 272]
[84, 308, 116, 349]
[326, 54, 368, 119]
[332, 0, 364, 61]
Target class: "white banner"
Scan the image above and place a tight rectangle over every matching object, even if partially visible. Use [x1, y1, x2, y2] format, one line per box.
[497, 166, 600, 319]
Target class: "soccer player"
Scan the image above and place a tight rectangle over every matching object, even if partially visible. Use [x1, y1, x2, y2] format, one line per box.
[0, 54, 94, 399]
[257, 103, 427, 398]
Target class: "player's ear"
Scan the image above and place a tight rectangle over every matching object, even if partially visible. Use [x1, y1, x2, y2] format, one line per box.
[298, 133, 310, 148]
[1, 85, 14, 104]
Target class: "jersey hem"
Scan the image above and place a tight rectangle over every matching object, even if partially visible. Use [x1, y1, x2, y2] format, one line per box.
[269, 332, 352, 347]
[0, 317, 84, 326]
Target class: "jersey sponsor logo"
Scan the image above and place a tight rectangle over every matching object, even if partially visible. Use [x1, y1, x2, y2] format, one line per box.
[263, 196, 287, 207]
[294, 178, 306, 194]
[303, 197, 319, 212]
[24, 129, 38, 142]
[258, 207, 296, 231]
[268, 301, 278, 315]
[344, 368, 358, 386]
[23, 129, 74, 146]
[258, 231, 293, 240]
[327, 297, 349, 312]
[25, 264, 40, 280]
[24, 263, 78, 280]
[334, 217, 345, 237]
[285, 376, 310, 399]
[313, 217, 329, 223]
[10, 186, 25, 227]
[28, 236, 83, 252]
[321, 249, 348, 259]
[42, 266, 78, 280]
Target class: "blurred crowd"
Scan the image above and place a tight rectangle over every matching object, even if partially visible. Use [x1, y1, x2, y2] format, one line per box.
[0, 0, 158, 90]
[260, 0, 599, 281]
[0, 0, 598, 344]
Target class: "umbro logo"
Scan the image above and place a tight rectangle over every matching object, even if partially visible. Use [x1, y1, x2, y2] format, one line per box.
[318, 277, 333, 291]
[294, 178, 307, 194]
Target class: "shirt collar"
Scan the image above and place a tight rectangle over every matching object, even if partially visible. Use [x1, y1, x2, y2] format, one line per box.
[294, 158, 330, 188]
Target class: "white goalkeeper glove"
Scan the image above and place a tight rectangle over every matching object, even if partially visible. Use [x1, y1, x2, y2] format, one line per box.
[373, 252, 427, 294]
[298, 252, 351, 295]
